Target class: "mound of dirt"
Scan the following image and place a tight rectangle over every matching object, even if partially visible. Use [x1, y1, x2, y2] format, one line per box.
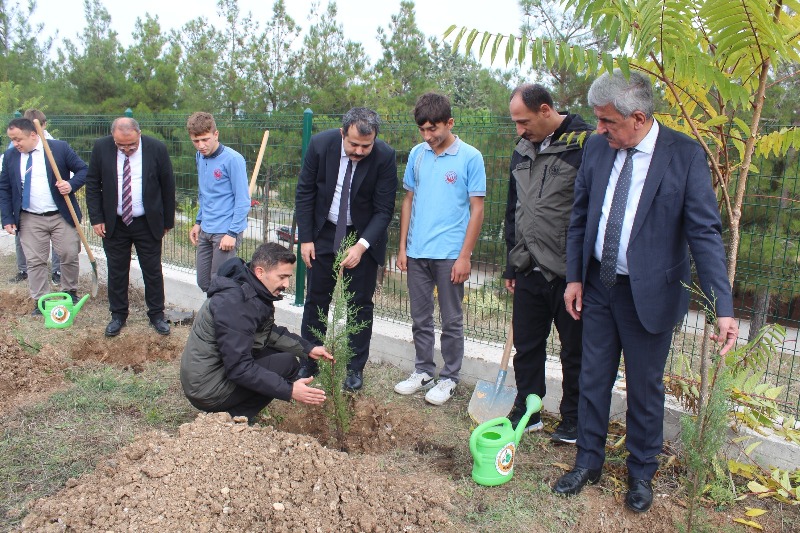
[0, 334, 69, 412]
[19, 412, 457, 532]
[71, 333, 184, 372]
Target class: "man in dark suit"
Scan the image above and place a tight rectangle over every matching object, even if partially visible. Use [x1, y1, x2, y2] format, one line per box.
[85, 117, 176, 337]
[295, 107, 397, 391]
[553, 71, 738, 513]
[0, 118, 87, 314]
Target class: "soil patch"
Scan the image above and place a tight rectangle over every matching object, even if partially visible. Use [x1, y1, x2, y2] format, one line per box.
[19, 412, 457, 532]
[0, 334, 70, 413]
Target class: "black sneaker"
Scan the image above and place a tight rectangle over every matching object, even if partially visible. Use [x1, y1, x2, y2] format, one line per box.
[9, 271, 27, 283]
[51, 271, 61, 284]
[508, 406, 543, 433]
[551, 418, 578, 444]
[31, 305, 42, 317]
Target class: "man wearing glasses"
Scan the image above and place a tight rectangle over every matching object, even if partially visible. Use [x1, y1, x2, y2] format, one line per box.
[85, 117, 176, 337]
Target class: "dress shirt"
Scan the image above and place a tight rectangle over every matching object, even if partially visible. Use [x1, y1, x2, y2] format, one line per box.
[327, 143, 370, 249]
[21, 139, 57, 213]
[116, 145, 145, 218]
[593, 120, 659, 274]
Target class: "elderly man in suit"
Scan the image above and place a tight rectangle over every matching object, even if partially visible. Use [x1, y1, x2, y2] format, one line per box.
[85, 117, 176, 337]
[295, 107, 397, 391]
[0, 118, 87, 315]
[553, 71, 738, 513]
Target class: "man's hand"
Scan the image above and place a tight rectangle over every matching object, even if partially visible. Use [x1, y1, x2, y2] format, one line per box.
[396, 249, 408, 272]
[301, 242, 315, 268]
[219, 234, 236, 251]
[564, 282, 583, 321]
[291, 377, 327, 405]
[504, 278, 515, 293]
[92, 223, 106, 238]
[712, 316, 739, 355]
[340, 242, 367, 269]
[55, 181, 72, 195]
[189, 224, 200, 246]
[4, 223, 16, 235]
[308, 346, 334, 362]
[451, 257, 471, 284]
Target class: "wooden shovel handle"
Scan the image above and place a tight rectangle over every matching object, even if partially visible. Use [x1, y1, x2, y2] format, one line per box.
[32, 119, 96, 264]
[499, 315, 514, 372]
[248, 130, 269, 197]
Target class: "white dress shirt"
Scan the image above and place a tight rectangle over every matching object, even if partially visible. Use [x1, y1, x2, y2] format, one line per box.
[326, 142, 370, 249]
[21, 139, 57, 213]
[593, 120, 660, 275]
[116, 145, 145, 218]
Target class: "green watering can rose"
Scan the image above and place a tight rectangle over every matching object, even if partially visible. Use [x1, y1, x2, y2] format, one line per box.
[37, 292, 90, 329]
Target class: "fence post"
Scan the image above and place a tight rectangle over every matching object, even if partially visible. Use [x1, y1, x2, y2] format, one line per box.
[293, 108, 313, 306]
[124, 108, 133, 118]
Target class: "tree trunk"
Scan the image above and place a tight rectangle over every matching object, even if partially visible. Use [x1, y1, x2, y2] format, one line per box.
[748, 286, 772, 343]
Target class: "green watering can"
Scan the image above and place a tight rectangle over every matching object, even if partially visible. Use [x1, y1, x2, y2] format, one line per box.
[469, 393, 542, 486]
[37, 292, 90, 329]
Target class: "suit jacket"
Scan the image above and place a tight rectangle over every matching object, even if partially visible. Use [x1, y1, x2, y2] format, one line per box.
[0, 140, 88, 229]
[295, 128, 397, 265]
[85, 135, 176, 241]
[566, 123, 733, 333]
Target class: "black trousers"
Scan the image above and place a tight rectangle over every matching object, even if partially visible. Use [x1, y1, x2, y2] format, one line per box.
[512, 270, 582, 420]
[301, 221, 378, 372]
[102, 216, 165, 321]
[216, 348, 300, 422]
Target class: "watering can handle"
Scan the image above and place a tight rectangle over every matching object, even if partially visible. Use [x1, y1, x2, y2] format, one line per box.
[38, 292, 71, 314]
[469, 417, 512, 468]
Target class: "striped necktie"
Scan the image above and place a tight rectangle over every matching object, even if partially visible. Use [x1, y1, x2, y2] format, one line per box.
[122, 156, 133, 225]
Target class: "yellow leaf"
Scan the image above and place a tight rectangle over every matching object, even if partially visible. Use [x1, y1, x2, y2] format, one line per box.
[552, 462, 572, 471]
[744, 508, 768, 517]
[744, 441, 762, 455]
[733, 518, 764, 530]
[748, 481, 770, 493]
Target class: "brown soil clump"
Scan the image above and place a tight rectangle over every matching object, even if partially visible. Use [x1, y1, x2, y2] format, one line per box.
[0, 334, 69, 413]
[20, 412, 457, 532]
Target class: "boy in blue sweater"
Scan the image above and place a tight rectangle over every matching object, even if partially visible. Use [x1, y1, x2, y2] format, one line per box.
[187, 112, 250, 293]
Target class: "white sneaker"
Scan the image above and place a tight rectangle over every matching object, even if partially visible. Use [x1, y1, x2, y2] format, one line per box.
[425, 378, 457, 405]
[394, 371, 435, 395]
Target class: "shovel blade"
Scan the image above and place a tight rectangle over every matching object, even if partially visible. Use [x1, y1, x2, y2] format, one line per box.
[89, 261, 99, 297]
[468, 379, 517, 424]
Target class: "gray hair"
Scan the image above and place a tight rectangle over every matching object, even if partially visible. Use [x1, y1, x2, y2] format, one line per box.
[588, 70, 654, 119]
[111, 117, 141, 134]
[342, 107, 380, 137]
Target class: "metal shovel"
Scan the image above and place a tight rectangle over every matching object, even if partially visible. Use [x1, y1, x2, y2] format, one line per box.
[468, 319, 517, 424]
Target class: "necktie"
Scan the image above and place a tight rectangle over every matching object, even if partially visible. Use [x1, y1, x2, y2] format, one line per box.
[600, 148, 637, 288]
[122, 156, 133, 226]
[21, 151, 33, 210]
[333, 159, 353, 253]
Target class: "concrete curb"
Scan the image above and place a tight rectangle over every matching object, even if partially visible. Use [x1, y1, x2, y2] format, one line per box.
[1, 232, 797, 470]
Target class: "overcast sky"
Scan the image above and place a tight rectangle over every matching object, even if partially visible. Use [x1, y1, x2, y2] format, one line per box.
[32, 0, 525, 69]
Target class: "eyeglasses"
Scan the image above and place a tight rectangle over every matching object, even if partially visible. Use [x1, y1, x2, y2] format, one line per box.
[114, 141, 139, 150]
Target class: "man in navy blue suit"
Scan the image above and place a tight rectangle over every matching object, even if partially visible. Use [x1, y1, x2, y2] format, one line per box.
[0, 118, 87, 315]
[553, 71, 738, 513]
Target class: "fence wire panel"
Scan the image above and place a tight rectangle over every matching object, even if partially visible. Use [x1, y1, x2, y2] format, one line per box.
[8, 113, 798, 417]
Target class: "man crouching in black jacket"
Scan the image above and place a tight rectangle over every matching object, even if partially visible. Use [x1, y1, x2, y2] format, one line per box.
[181, 242, 333, 422]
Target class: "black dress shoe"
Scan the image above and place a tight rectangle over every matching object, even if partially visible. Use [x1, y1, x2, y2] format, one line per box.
[343, 369, 363, 392]
[31, 306, 43, 317]
[297, 362, 319, 379]
[104, 318, 126, 337]
[150, 318, 170, 335]
[66, 290, 80, 305]
[553, 467, 602, 496]
[625, 477, 653, 513]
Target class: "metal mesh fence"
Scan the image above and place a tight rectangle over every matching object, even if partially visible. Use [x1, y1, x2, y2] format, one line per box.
[3, 112, 798, 417]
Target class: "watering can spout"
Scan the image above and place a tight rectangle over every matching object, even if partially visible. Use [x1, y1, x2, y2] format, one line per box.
[73, 294, 90, 313]
[514, 394, 543, 445]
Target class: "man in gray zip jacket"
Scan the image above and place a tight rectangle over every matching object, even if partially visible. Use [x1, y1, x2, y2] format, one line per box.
[503, 84, 593, 443]
[181, 242, 332, 423]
